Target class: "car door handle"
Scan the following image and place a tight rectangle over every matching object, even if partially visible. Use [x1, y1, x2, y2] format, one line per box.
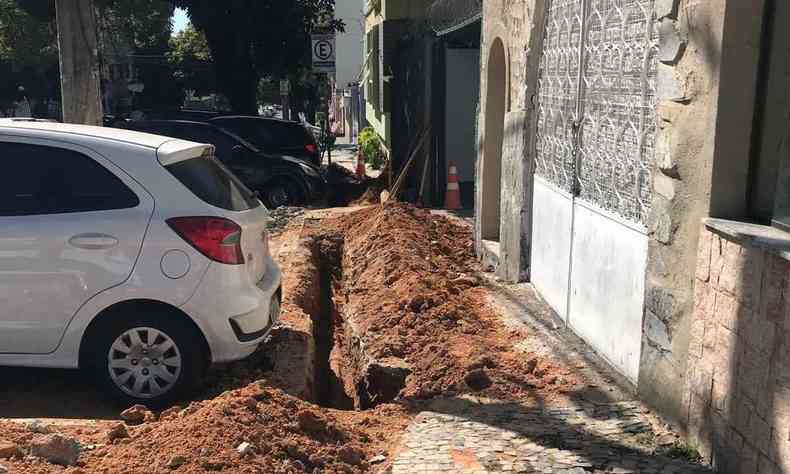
[68, 233, 119, 250]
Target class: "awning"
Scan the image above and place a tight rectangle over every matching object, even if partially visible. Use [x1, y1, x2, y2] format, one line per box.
[429, 0, 482, 36]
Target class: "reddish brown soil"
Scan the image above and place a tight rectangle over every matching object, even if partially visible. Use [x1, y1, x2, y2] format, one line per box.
[0, 384, 408, 473]
[324, 203, 579, 403]
[0, 203, 580, 473]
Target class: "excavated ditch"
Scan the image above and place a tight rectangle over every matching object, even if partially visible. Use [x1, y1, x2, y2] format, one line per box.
[300, 233, 408, 411]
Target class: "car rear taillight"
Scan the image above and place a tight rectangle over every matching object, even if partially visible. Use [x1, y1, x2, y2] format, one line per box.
[305, 143, 317, 154]
[167, 217, 244, 265]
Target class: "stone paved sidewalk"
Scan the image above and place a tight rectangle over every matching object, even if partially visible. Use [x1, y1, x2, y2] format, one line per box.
[390, 397, 711, 473]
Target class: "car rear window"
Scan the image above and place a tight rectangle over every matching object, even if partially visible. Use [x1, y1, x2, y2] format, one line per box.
[166, 153, 259, 211]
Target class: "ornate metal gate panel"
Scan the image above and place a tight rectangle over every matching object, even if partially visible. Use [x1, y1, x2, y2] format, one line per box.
[534, 0, 585, 193]
[577, 0, 658, 225]
[535, 0, 658, 226]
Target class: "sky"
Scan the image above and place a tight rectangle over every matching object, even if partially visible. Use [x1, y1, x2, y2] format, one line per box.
[172, 8, 189, 34]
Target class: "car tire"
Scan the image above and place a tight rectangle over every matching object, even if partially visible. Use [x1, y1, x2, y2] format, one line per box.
[83, 312, 205, 409]
[263, 178, 306, 208]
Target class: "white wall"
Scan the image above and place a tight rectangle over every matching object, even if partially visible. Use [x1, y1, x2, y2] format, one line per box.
[445, 48, 481, 183]
[531, 177, 647, 384]
[530, 177, 573, 318]
[568, 201, 647, 384]
[335, 0, 366, 89]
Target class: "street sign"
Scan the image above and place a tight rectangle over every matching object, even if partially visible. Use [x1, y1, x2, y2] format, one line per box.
[311, 34, 336, 73]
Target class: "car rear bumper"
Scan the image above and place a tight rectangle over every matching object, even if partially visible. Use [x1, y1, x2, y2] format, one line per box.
[181, 255, 282, 363]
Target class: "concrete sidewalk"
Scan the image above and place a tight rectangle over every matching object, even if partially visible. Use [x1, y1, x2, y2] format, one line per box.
[328, 135, 382, 179]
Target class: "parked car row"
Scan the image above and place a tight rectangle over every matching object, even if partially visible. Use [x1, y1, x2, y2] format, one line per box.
[0, 118, 282, 406]
[119, 120, 325, 208]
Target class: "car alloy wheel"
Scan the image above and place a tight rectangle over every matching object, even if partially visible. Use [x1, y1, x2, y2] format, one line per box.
[107, 327, 182, 399]
[267, 185, 290, 208]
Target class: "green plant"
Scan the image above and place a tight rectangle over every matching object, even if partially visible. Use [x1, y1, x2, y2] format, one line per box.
[665, 441, 703, 463]
[359, 126, 385, 170]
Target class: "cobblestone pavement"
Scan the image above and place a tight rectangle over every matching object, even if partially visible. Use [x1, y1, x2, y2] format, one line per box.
[390, 397, 711, 473]
[388, 280, 713, 474]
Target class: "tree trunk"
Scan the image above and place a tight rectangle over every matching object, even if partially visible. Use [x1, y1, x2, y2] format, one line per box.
[55, 0, 103, 125]
[222, 64, 258, 115]
[205, 30, 258, 115]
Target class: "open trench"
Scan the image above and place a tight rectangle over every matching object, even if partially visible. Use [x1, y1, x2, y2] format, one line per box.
[297, 233, 409, 411]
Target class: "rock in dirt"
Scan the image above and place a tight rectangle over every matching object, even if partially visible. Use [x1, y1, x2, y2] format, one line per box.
[466, 355, 496, 371]
[297, 409, 329, 436]
[121, 405, 155, 424]
[370, 454, 386, 464]
[338, 445, 365, 466]
[0, 464, 7, 473]
[30, 434, 81, 466]
[106, 423, 129, 443]
[464, 368, 493, 391]
[167, 454, 187, 469]
[159, 406, 181, 421]
[26, 420, 52, 434]
[236, 441, 255, 456]
[0, 441, 20, 459]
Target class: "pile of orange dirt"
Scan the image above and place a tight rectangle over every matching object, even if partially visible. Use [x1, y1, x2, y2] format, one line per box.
[322, 203, 580, 404]
[0, 383, 407, 473]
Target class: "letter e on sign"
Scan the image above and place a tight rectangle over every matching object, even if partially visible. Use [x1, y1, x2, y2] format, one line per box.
[311, 34, 336, 73]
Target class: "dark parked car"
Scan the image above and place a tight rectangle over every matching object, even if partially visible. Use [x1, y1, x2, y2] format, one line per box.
[121, 120, 325, 208]
[209, 116, 321, 166]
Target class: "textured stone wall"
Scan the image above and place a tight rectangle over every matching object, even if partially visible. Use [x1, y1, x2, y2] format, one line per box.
[685, 225, 790, 473]
[639, 0, 766, 429]
[474, 0, 535, 281]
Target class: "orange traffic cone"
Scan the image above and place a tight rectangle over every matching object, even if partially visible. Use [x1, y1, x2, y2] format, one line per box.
[356, 150, 366, 179]
[444, 161, 462, 210]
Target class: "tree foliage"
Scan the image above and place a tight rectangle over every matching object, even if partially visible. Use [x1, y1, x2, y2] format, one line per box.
[172, 0, 343, 114]
[0, 0, 58, 105]
[95, 0, 174, 54]
[168, 24, 216, 96]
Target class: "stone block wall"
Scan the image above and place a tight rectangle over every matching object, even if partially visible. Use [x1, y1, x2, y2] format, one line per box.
[639, 0, 767, 431]
[474, 0, 535, 282]
[685, 225, 790, 473]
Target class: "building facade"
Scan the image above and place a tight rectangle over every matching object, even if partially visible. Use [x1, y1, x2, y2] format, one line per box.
[477, 0, 790, 471]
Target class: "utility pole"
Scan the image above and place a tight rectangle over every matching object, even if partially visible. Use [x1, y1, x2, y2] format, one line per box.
[55, 0, 103, 125]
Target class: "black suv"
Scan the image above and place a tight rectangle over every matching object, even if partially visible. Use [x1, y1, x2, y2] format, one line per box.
[209, 116, 321, 166]
[121, 120, 325, 208]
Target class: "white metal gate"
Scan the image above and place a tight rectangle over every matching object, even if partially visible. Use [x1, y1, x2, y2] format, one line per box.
[531, 0, 658, 382]
[535, 0, 658, 224]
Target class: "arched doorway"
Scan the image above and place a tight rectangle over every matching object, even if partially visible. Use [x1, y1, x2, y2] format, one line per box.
[481, 38, 507, 242]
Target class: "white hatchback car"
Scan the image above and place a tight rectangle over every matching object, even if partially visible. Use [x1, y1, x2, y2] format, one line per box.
[0, 119, 282, 406]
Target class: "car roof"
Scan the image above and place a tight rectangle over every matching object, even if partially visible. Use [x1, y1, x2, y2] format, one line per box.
[210, 116, 302, 126]
[0, 119, 211, 166]
[0, 119, 172, 148]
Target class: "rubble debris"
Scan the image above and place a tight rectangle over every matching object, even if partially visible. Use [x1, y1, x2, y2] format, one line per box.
[29, 434, 81, 466]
